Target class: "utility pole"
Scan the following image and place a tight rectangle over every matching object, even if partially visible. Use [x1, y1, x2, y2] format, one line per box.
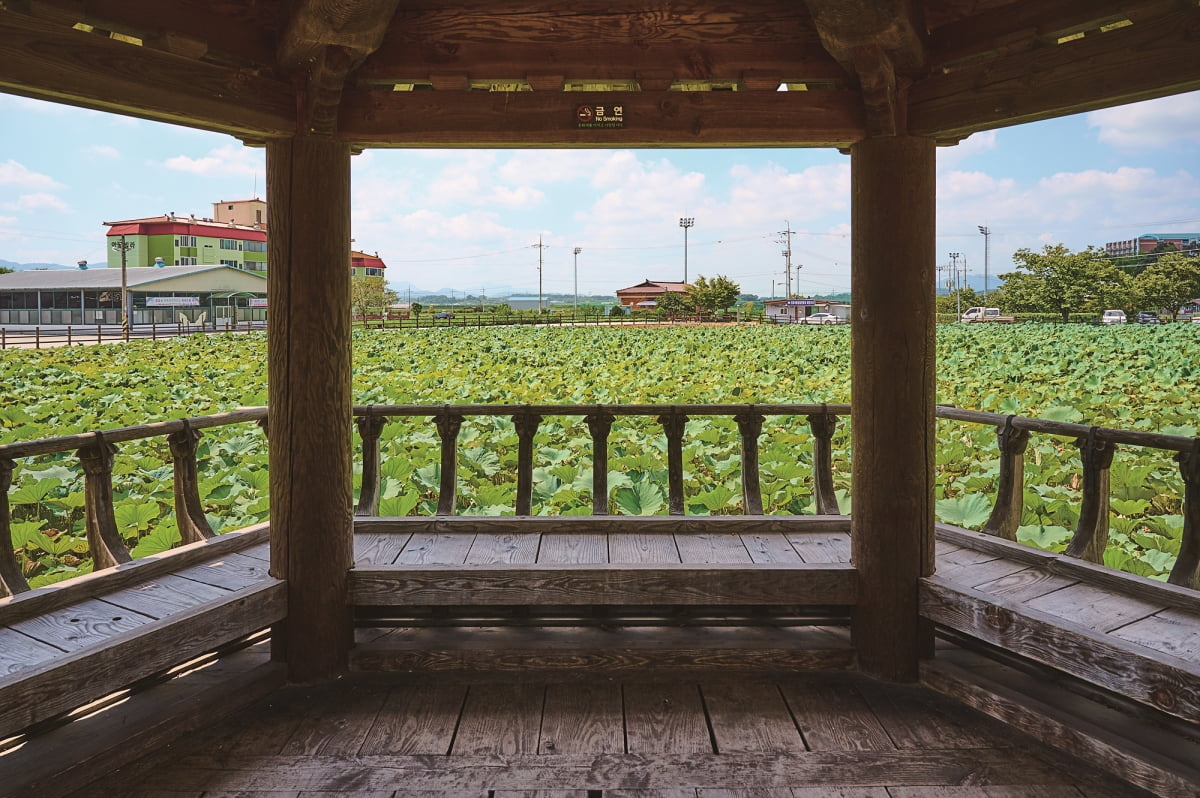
[777, 221, 794, 297]
[950, 252, 961, 319]
[573, 247, 582, 316]
[978, 226, 990, 298]
[110, 233, 135, 340]
[533, 236, 547, 313]
[678, 217, 694, 283]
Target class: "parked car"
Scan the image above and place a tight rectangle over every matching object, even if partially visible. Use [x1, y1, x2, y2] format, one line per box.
[802, 313, 842, 325]
[960, 307, 1014, 323]
[1135, 312, 1160, 324]
[1100, 309, 1126, 324]
[433, 311, 454, 319]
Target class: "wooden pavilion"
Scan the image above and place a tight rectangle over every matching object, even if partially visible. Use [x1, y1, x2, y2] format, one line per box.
[1, 2, 1199, 796]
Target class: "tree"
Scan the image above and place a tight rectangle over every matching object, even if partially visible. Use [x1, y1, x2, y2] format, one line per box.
[409, 301, 423, 320]
[608, 303, 628, 317]
[0, 266, 12, 275]
[351, 276, 397, 318]
[1133, 252, 1200, 320]
[656, 290, 691, 318]
[689, 274, 740, 315]
[1000, 244, 1128, 322]
[935, 287, 980, 316]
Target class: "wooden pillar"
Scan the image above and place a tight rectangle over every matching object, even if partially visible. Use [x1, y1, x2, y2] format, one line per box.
[267, 134, 353, 683]
[849, 135, 936, 682]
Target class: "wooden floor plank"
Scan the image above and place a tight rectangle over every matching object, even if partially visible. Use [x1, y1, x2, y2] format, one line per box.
[537, 533, 608, 564]
[779, 678, 893, 752]
[702, 682, 804, 753]
[740, 533, 803, 564]
[607, 791, 698, 797]
[1111, 607, 1200, 661]
[358, 683, 467, 755]
[8, 596, 153, 652]
[937, 556, 1030, 589]
[201, 685, 327, 756]
[886, 788, 1086, 797]
[538, 681, 624, 754]
[353, 531, 411, 566]
[790, 789, 889, 797]
[697, 790, 793, 797]
[609, 533, 681, 563]
[674, 533, 752, 564]
[452, 683, 546, 755]
[396, 532, 476, 565]
[854, 679, 1003, 750]
[493, 792, 589, 797]
[1024, 583, 1164, 634]
[466, 533, 542, 564]
[969, 566, 1078, 603]
[624, 682, 713, 754]
[103, 573, 230, 618]
[786, 532, 851, 564]
[174, 552, 270, 590]
[279, 683, 389, 756]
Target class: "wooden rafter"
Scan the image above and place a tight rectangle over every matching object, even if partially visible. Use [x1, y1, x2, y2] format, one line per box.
[0, 9, 294, 139]
[337, 89, 865, 149]
[909, 4, 1200, 141]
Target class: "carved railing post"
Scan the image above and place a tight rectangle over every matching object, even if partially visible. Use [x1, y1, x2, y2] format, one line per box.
[354, 413, 386, 517]
[806, 409, 840, 515]
[585, 411, 614, 515]
[1169, 439, 1200, 588]
[658, 409, 689, 516]
[0, 457, 30, 596]
[734, 410, 765, 516]
[167, 421, 215, 544]
[982, 416, 1031, 541]
[1065, 428, 1116, 563]
[433, 410, 464, 516]
[512, 409, 543, 516]
[76, 433, 132, 571]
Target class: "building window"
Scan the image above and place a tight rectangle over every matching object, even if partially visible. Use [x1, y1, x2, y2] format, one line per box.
[176, 257, 198, 266]
[220, 259, 240, 268]
[220, 238, 241, 250]
[245, 240, 266, 253]
[177, 235, 197, 247]
[365, 267, 383, 276]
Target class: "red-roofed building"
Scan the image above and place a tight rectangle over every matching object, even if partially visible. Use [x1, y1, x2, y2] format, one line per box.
[351, 251, 387, 278]
[615, 279, 691, 309]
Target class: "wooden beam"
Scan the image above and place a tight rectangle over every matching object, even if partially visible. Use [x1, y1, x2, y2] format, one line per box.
[354, 515, 853, 536]
[0, 9, 294, 138]
[909, 5, 1200, 141]
[351, 563, 857, 606]
[339, 89, 864, 148]
[849, 135, 936, 681]
[267, 135, 354, 682]
[805, 0, 926, 73]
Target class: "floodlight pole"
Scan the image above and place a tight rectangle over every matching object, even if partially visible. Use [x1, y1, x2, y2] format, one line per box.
[679, 217, 694, 283]
[110, 234, 136, 340]
[978, 226, 990, 298]
[533, 236, 547, 313]
[573, 247, 582, 316]
[950, 252, 961, 318]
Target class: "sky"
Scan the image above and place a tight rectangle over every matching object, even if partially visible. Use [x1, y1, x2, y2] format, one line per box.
[1, 90, 1198, 299]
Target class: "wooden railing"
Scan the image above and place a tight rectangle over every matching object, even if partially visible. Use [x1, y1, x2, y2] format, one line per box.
[0, 321, 263, 349]
[2, 402, 1197, 597]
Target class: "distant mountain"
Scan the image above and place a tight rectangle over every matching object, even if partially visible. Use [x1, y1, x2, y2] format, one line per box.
[0, 259, 71, 271]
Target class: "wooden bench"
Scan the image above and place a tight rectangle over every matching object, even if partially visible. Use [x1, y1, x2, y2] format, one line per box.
[921, 523, 1200, 726]
[0, 523, 284, 741]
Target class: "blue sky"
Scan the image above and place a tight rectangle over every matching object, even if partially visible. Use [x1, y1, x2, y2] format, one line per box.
[1, 91, 1198, 298]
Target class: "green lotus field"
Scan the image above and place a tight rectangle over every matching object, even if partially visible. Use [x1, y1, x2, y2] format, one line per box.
[2, 322, 1197, 586]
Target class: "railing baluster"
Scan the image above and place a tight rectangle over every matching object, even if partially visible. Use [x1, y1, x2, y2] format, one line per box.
[1065, 428, 1116, 563]
[1169, 439, 1200, 588]
[76, 433, 132, 570]
[0, 457, 30, 596]
[433, 410, 463, 516]
[807, 409, 840, 515]
[354, 412, 386, 517]
[512, 409, 542, 516]
[658, 409, 688, 516]
[167, 421, 215, 543]
[982, 415, 1031, 541]
[735, 409, 765, 515]
[585, 410, 614, 515]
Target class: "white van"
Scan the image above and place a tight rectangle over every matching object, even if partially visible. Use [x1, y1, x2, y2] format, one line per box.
[1101, 310, 1126, 325]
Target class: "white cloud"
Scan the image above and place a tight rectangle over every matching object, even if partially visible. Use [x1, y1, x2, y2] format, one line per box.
[497, 151, 608, 184]
[1087, 91, 1200, 150]
[0, 215, 18, 239]
[162, 144, 263, 177]
[937, 131, 997, 170]
[4, 192, 69, 212]
[0, 160, 62, 189]
[88, 144, 121, 159]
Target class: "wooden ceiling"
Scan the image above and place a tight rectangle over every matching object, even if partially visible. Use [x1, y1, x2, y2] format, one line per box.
[0, 0, 1197, 148]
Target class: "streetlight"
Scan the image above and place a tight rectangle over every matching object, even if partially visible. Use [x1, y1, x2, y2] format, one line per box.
[978, 226, 990, 299]
[679, 217, 694, 283]
[949, 252, 961, 319]
[573, 247, 582, 317]
[110, 234, 135, 340]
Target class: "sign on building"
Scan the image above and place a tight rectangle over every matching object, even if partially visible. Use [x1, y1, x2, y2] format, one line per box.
[146, 296, 200, 307]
